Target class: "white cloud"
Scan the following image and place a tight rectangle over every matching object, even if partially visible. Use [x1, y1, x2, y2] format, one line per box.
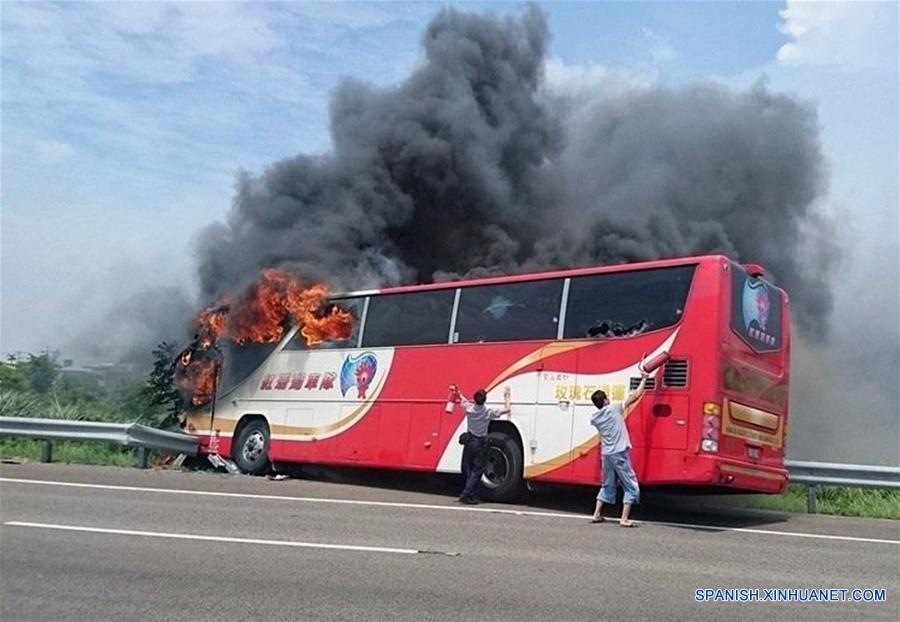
[1, 1, 431, 182]
[776, 0, 897, 69]
[642, 27, 676, 66]
[0, 1, 429, 357]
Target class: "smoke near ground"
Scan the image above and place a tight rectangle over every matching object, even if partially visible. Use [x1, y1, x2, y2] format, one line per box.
[66, 285, 195, 371]
[789, 246, 900, 466]
[196, 6, 836, 339]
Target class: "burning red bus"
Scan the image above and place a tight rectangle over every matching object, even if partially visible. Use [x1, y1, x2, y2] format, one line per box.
[182, 255, 790, 500]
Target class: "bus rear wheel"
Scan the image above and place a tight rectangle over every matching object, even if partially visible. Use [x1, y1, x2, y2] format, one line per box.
[480, 431, 524, 502]
[232, 419, 270, 475]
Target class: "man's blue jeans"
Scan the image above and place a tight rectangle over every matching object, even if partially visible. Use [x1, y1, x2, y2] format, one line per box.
[597, 449, 640, 504]
[461, 434, 488, 498]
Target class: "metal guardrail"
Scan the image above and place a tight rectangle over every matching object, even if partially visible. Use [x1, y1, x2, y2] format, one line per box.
[785, 459, 900, 513]
[0, 417, 198, 468]
[786, 460, 900, 488]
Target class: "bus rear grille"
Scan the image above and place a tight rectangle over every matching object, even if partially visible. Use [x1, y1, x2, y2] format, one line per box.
[629, 377, 656, 390]
[629, 359, 688, 390]
[663, 359, 689, 387]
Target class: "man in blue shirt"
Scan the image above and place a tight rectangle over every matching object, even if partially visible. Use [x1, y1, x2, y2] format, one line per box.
[589, 370, 648, 526]
[456, 386, 511, 504]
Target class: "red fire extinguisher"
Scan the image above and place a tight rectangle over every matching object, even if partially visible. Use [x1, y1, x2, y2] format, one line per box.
[639, 351, 670, 374]
[445, 385, 460, 413]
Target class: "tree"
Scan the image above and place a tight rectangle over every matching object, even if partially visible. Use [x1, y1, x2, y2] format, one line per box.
[22, 354, 59, 394]
[0, 362, 25, 391]
[139, 342, 184, 427]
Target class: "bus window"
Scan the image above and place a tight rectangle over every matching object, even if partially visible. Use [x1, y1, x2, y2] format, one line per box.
[362, 289, 455, 347]
[564, 266, 694, 339]
[731, 265, 782, 351]
[454, 279, 563, 343]
[218, 342, 280, 395]
[283, 296, 364, 350]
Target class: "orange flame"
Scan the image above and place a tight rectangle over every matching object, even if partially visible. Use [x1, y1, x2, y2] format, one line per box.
[178, 269, 356, 408]
[196, 303, 228, 348]
[189, 358, 219, 406]
[230, 270, 326, 344]
[301, 305, 355, 347]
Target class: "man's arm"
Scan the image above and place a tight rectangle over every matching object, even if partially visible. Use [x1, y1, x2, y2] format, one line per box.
[498, 386, 512, 416]
[489, 387, 513, 418]
[623, 371, 649, 410]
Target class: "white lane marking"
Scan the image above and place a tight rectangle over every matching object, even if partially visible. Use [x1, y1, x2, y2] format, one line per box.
[2, 477, 898, 546]
[2, 521, 444, 556]
[0, 477, 575, 518]
[653, 520, 900, 545]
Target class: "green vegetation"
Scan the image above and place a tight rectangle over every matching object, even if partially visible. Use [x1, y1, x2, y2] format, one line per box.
[0, 349, 185, 467]
[728, 484, 900, 520]
[0, 437, 142, 467]
[0, 348, 182, 427]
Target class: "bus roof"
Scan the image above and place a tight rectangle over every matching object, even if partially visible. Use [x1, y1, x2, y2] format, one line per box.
[332, 254, 738, 299]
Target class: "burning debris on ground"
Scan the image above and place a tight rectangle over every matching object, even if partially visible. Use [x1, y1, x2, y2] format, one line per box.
[174, 269, 356, 407]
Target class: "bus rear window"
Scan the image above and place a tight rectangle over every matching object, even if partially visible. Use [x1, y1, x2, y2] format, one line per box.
[731, 266, 782, 351]
[564, 266, 694, 339]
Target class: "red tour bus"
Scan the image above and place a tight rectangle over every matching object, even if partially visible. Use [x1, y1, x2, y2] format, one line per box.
[183, 255, 790, 500]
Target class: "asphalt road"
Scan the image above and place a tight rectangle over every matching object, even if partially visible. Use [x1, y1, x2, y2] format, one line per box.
[1, 463, 898, 621]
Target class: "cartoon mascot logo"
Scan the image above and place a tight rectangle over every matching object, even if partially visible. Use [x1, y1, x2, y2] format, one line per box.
[742, 278, 770, 332]
[340, 352, 378, 399]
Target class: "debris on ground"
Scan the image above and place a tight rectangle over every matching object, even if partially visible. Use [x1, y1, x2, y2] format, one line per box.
[207, 453, 240, 474]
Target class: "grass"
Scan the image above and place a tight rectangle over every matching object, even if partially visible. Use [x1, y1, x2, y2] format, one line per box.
[0, 437, 148, 468]
[728, 484, 900, 520]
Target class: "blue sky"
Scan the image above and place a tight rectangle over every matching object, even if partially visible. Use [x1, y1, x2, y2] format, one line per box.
[544, 1, 786, 75]
[1, 1, 897, 358]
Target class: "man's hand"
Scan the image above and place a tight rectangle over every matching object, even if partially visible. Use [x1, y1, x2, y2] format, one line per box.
[624, 370, 649, 409]
[501, 386, 512, 415]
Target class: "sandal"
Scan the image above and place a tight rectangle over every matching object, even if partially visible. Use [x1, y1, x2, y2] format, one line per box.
[589, 516, 605, 524]
[619, 520, 640, 528]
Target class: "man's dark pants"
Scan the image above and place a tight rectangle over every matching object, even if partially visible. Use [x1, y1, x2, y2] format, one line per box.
[461, 434, 488, 499]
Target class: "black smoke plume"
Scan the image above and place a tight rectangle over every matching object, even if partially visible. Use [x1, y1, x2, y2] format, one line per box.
[197, 6, 837, 338]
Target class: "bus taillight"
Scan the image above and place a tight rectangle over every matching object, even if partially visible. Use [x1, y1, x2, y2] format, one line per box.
[701, 402, 721, 453]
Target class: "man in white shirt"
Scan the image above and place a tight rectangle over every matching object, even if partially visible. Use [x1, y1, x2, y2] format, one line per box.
[589, 370, 648, 527]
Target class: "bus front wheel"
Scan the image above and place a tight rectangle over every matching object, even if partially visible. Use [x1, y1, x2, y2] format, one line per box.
[232, 419, 270, 475]
[480, 432, 524, 502]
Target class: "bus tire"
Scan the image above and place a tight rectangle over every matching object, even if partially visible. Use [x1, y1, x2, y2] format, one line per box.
[232, 419, 270, 475]
[481, 431, 524, 502]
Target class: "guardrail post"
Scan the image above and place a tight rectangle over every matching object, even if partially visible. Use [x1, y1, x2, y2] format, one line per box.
[40, 440, 53, 463]
[135, 447, 149, 469]
[806, 483, 817, 514]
